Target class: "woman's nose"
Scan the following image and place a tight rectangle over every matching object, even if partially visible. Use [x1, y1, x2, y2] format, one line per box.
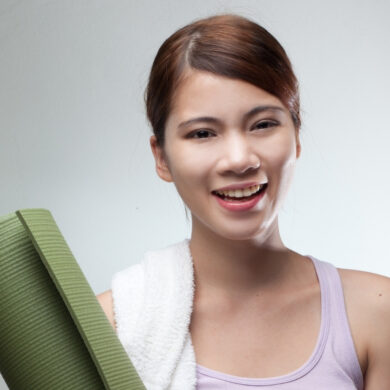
[216, 134, 260, 175]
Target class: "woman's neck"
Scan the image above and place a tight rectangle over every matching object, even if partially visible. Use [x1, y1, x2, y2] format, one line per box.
[189, 217, 296, 300]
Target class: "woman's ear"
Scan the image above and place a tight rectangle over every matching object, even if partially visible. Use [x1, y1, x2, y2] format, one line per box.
[295, 132, 301, 159]
[150, 135, 173, 182]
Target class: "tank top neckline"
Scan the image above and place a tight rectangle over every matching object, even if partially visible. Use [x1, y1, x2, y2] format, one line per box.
[196, 255, 331, 385]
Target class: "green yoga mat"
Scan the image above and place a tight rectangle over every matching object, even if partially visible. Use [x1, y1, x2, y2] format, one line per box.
[0, 209, 145, 390]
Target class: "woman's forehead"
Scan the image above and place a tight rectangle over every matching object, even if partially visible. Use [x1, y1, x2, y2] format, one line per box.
[168, 70, 286, 126]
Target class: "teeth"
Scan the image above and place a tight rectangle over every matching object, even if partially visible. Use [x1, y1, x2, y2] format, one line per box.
[216, 184, 264, 198]
[243, 187, 251, 197]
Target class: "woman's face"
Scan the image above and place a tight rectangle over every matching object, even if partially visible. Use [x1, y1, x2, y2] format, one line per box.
[150, 70, 301, 241]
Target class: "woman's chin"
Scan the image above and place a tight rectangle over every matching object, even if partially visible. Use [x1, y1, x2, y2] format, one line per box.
[192, 212, 273, 242]
[210, 222, 270, 242]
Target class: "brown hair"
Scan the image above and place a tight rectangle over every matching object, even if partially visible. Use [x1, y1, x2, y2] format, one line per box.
[145, 13, 301, 147]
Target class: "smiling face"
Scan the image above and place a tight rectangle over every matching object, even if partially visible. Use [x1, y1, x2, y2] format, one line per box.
[150, 70, 301, 242]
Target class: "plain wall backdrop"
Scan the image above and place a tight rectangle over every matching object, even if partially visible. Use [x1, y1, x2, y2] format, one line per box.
[0, 0, 389, 388]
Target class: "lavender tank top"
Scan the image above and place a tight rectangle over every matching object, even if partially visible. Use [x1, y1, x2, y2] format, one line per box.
[196, 256, 364, 389]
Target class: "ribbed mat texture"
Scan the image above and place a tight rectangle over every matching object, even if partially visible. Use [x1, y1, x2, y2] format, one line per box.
[0, 209, 146, 390]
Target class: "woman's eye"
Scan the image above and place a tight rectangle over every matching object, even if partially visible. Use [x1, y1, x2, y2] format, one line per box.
[189, 130, 214, 139]
[252, 120, 278, 130]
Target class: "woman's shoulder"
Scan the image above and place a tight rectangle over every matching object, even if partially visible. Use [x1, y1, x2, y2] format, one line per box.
[337, 267, 390, 337]
[95, 242, 188, 334]
[337, 266, 390, 311]
[337, 267, 390, 385]
[96, 289, 116, 331]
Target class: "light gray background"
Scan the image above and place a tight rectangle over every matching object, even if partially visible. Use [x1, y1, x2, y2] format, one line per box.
[1, 0, 389, 388]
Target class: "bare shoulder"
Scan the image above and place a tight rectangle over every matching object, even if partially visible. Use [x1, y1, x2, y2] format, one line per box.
[337, 267, 390, 316]
[337, 266, 390, 293]
[337, 267, 390, 387]
[96, 289, 116, 331]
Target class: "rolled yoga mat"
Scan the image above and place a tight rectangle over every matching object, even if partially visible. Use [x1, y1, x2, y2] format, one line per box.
[0, 209, 146, 390]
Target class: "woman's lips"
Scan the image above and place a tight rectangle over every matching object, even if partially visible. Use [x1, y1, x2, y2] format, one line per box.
[212, 184, 267, 212]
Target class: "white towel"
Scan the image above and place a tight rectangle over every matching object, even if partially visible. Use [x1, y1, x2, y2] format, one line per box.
[111, 239, 197, 390]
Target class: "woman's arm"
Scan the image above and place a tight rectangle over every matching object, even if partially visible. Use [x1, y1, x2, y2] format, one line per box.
[362, 273, 390, 389]
[96, 289, 116, 331]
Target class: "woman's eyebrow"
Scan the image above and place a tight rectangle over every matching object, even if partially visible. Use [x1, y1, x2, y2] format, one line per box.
[177, 105, 285, 129]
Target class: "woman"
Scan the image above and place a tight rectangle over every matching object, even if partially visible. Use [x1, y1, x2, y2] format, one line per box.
[97, 14, 390, 389]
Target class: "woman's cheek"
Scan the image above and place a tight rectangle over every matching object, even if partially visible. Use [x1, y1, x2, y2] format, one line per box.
[263, 131, 297, 170]
[262, 135, 298, 204]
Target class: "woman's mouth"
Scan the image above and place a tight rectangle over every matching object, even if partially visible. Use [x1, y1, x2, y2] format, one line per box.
[212, 184, 266, 200]
[211, 183, 268, 211]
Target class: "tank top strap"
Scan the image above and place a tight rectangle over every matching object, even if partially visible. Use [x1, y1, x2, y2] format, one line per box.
[309, 256, 364, 389]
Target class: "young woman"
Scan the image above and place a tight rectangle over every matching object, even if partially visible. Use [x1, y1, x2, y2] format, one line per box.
[97, 14, 390, 389]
